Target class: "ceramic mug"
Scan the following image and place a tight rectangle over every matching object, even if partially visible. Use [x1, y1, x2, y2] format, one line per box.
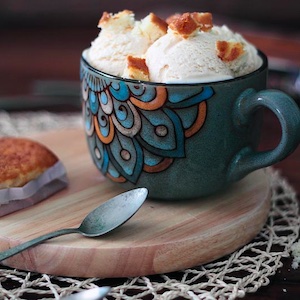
[80, 50, 300, 200]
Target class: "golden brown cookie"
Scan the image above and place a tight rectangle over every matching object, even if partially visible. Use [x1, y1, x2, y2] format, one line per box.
[0, 137, 58, 189]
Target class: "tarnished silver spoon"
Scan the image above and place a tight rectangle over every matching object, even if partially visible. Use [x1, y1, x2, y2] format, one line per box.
[0, 188, 148, 261]
[62, 287, 110, 300]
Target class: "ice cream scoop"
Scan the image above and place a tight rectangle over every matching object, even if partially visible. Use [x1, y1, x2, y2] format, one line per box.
[87, 10, 167, 77]
[145, 13, 262, 83]
[86, 11, 262, 83]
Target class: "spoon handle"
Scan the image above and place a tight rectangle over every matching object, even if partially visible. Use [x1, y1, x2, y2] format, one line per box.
[0, 228, 79, 261]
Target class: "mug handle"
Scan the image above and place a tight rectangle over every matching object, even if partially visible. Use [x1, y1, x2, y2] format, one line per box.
[228, 88, 300, 182]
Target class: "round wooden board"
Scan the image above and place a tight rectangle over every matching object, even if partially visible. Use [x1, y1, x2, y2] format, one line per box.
[0, 128, 271, 278]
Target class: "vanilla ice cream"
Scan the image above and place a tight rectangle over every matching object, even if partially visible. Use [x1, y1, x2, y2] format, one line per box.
[145, 14, 262, 83]
[86, 10, 167, 77]
[86, 11, 262, 83]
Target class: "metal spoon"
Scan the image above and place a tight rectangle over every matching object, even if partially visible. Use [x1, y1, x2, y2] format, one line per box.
[62, 287, 110, 300]
[0, 188, 148, 261]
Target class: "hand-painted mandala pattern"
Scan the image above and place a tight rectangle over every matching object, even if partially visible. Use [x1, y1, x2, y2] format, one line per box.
[81, 65, 215, 184]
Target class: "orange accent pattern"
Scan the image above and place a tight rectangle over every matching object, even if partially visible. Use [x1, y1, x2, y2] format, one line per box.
[94, 115, 115, 144]
[130, 87, 167, 110]
[143, 158, 174, 173]
[106, 172, 127, 183]
[81, 59, 215, 184]
[185, 102, 207, 138]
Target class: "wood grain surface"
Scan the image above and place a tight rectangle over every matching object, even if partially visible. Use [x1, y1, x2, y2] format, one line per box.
[0, 129, 271, 278]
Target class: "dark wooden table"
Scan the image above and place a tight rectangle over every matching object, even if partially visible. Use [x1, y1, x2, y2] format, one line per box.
[0, 24, 299, 299]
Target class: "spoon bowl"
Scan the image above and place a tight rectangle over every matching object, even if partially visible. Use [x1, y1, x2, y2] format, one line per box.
[79, 187, 148, 236]
[0, 187, 148, 261]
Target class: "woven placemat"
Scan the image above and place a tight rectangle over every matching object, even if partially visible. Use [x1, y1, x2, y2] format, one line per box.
[0, 111, 299, 300]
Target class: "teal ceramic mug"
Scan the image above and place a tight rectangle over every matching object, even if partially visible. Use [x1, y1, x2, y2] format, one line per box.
[80, 50, 300, 200]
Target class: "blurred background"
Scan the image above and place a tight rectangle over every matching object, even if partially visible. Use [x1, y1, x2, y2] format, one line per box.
[1, 4, 300, 297]
[0, 0, 299, 110]
[1, 0, 299, 29]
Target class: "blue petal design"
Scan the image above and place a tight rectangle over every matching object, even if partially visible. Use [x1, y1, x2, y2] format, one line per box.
[107, 134, 143, 183]
[95, 107, 111, 139]
[83, 101, 93, 132]
[128, 84, 147, 97]
[89, 90, 99, 114]
[175, 106, 199, 130]
[100, 91, 108, 105]
[144, 149, 164, 167]
[98, 143, 109, 174]
[106, 162, 121, 179]
[137, 108, 185, 157]
[81, 61, 216, 184]
[113, 101, 135, 129]
[88, 134, 109, 173]
[168, 86, 214, 108]
[94, 77, 102, 92]
[109, 81, 130, 101]
[128, 84, 157, 102]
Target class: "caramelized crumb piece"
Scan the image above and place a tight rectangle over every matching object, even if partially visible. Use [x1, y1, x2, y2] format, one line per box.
[166, 13, 181, 25]
[169, 13, 198, 38]
[168, 12, 213, 38]
[98, 10, 134, 28]
[148, 13, 168, 33]
[124, 56, 150, 81]
[190, 12, 213, 32]
[216, 40, 244, 62]
[98, 11, 111, 26]
[140, 13, 168, 43]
